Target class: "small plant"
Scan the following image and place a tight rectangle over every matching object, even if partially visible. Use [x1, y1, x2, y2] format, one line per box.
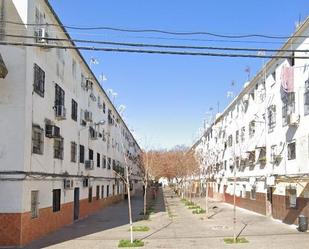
[223, 237, 249, 244]
[188, 205, 200, 209]
[180, 198, 187, 203]
[131, 226, 150, 232]
[185, 201, 195, 206]
[192, 208, 206, 214]
[118, 239, 144, 247]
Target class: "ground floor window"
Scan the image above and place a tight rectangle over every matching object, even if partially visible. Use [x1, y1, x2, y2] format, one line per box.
[88, 187, 92, 203]
[107, 185, 109, 197]
[101, 185, 104, 198]
[52, 189, 61, 212]
[96, 185, 100, 200]
[250, 186, 256, 200]
[31, 190, 39, 218]
[286, 188, 297, 208]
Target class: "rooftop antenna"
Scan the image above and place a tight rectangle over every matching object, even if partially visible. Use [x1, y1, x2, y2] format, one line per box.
[90, 57, 99, 66]
[99, 73, 107, 83]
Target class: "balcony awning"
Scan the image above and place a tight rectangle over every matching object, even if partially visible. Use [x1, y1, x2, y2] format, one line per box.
[0, 53, 7, 79]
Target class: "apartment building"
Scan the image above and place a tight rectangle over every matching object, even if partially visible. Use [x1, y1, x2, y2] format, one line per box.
[0, 0, 142, 247]
[193, 17, 309, 225]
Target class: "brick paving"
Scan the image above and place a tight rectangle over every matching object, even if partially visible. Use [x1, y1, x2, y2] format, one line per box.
[16, 188, 309, 249]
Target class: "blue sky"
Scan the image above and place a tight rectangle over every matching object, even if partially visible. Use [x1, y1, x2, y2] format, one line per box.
[49, 0, 309, 149]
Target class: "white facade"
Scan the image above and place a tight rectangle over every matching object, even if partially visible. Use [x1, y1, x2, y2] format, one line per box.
[0, 0, 142, 215]
[193, 16, 309, 212]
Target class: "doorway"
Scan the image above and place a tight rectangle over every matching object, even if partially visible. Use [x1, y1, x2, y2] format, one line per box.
[266, 187, 273, 217]
[74, 187, 80, 221]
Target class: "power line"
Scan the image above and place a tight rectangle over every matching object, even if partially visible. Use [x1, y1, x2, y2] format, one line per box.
[1, 40, 309, 59]
[2, 20, 308, 40]
[4, 26, 309, 46]
[3, 33, 309, 54]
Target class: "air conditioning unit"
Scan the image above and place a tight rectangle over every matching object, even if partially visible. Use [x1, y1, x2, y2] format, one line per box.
[45, 124, 60, 138]
[84, 110, 92, 122]
[63, 179, 73, 189]
[82, 178, 90, 187]
[287, 113, 299, 126]
[89, 92, 96, 102]
[37, 27, 48, 44]
[55, 105, 66, 120]
[85, 160, 94, 170]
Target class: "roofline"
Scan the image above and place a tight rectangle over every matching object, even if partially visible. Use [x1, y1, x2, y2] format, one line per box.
[44, 0, 141, 151]
[191, 15, 309, 150]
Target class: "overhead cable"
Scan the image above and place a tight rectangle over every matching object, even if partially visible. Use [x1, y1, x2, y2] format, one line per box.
[3, 33, 309, 53]
[1, 40, 309, 59]
[2, 20, 308, 39]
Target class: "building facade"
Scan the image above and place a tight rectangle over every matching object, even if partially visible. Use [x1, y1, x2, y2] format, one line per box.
[193, 17, 309, 225]
[0, 0, 142, 247]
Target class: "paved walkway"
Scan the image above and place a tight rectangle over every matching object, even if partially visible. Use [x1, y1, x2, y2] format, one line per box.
[23, 188, 308, 249]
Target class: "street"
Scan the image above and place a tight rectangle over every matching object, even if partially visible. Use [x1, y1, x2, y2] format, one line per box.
[23, 188, 308, 249]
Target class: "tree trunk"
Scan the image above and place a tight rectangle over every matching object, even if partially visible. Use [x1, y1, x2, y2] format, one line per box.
[205, 181, 209, 219]
[143, 181, 148, 216]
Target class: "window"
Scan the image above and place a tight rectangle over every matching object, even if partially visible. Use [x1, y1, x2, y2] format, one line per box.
[228, 135, 233, 147]
[288, 141, 296, 160]
[249, 121, 255, 137]
[241, 127, 245, 142]
[286, 188, 297, 208]
[107, 157, 111, 169]
[103, 102, 106, 113]
[112, 159, 116, 170]
[71, 99, 78, 121]
[88, 187, 92, 203]
[54, 138, 64, 159]
[106, 185, 110, 197]
[79, 145, 85, 163]
[282, 92, 295, 126]
[113, 184, 115, 196]
[89, 149, 93, 160]
[304, 80, 309, 115]
[102, 155, 107, 168]
[55, 84, 65, 107]
[71, 142, 77, 162]
[268, 105, 276, 132]
[101, 185, 104, 198]
[97, 153, 100, 167]
[32, 125, 44, 155]
[250, 186, 256, 200]
[96, 185, 100, 200]
[31, 191, 39, 218]
[52, 189, 61, 212]
[33, 64, 45, 97]
[235, 130, 239, 144]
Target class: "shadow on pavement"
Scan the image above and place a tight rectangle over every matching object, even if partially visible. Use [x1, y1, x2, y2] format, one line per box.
[24, 189, 166, 249]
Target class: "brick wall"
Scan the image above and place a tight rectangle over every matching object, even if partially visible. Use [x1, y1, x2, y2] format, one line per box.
[0, 194, 123, 247]
[0, 213, 21, 247]
[224, 191, 266, 215]
[272, 195, 309, 225]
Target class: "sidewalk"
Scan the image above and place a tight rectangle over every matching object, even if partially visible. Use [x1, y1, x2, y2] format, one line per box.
[22, 188, 308, 249]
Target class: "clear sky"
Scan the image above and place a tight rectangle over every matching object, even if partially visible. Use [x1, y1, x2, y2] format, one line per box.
[49, 0, 309, 149]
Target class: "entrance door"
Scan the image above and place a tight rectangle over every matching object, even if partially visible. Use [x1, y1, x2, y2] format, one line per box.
[266, 187, 273, 217]
[74, 187, 80, 221]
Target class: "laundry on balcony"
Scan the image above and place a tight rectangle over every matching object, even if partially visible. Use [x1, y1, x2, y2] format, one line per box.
[0, 53, 7, 79]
